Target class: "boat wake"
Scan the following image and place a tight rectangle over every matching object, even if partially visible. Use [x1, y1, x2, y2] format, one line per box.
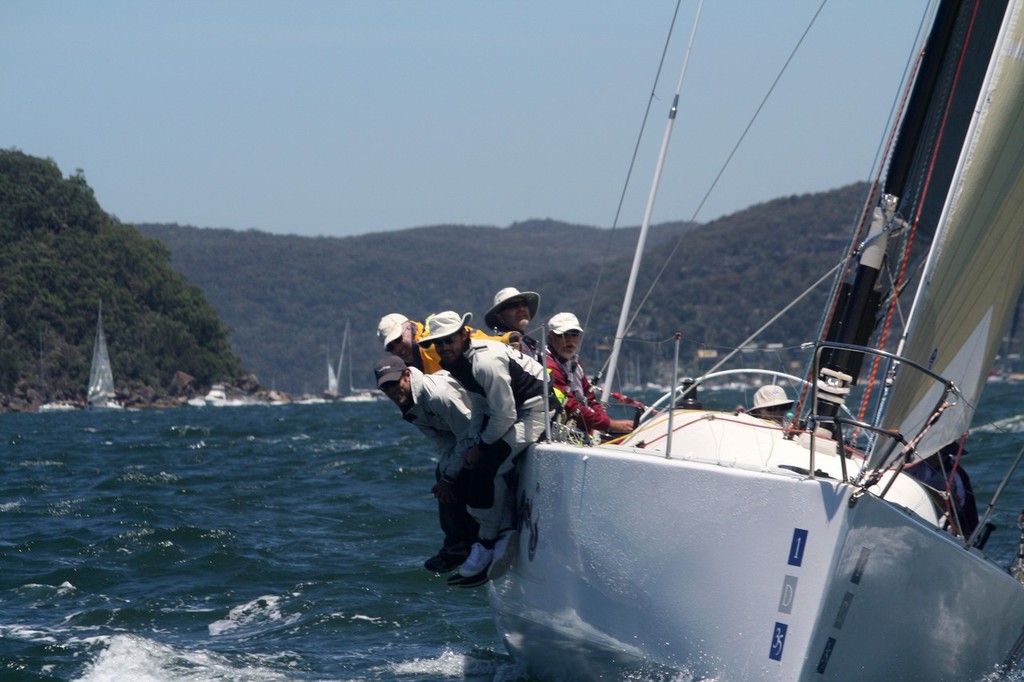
[74, 634, 292, 681]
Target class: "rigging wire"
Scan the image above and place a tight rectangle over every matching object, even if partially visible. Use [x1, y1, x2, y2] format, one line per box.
[615, 0, 829, 357]
[858, 0, 983, 437]
[594, 0, 828, 385]
[792, 1, 936, 426]
[698, 260, 843, 379]
[601, 0, 706, 401]
[580, 0, 685, 336]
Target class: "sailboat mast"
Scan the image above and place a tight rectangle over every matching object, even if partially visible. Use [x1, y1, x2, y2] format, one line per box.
[602, 1, 704, 401]
[341, 320, 352, 394]
[816, 3, 957, 382]
[38, 329, 44, 392]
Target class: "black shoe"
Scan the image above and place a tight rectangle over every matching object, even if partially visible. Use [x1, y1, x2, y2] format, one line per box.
[424, 552, 466, 573]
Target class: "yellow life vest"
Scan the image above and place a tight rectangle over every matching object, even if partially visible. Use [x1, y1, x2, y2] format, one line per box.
[412, 321, 443, 374]
[415, 324, 521, 374]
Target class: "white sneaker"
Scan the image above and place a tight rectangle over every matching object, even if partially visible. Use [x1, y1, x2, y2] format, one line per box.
[458, 541, 494, 578]
[488, 529, 518, 580]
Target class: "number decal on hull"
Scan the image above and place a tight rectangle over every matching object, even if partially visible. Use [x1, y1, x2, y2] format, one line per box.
[771, 528, 809, 662]
[769, 622, 788, 661]
[788, 528, 808, 566]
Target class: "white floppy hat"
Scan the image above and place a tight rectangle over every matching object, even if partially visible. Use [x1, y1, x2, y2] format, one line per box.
[418, 311, 472, 346]
[749, 385, 793, 414]
[377, 313, 409, 348]
[548, 312, 583, 335]
[484, 287, 540, 330]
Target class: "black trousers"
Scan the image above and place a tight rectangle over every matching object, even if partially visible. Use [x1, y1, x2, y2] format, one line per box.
[465, 438, 513, 510]
[436, 465, 478, 554]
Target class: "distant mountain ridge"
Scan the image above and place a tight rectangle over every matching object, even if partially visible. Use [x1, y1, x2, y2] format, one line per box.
[0, 145, 876, 408]
[138, 182, 868, 395]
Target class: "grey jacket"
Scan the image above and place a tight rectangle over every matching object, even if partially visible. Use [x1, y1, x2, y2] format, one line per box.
[443, 339, 547, 445]
[401, 367, 478, 482]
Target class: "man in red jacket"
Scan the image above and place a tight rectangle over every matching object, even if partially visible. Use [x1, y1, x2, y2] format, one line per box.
[545, 312, 634, 438]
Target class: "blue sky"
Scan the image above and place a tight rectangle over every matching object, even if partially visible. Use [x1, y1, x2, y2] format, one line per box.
[2, 1, 931, 237]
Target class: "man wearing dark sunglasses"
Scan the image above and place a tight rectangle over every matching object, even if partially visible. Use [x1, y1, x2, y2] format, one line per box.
[417, 310, 549, 587]
[379, 312, 521, 375]
[484, 287, 542, 361]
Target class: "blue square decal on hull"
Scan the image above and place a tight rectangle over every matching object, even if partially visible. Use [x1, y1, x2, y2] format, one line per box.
[788, 528, 808, 567]
[769, 622, 788, 661]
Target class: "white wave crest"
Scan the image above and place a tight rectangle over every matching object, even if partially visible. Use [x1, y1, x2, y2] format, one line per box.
[74, 634, 292, 682]
[208, 595, 297, 637]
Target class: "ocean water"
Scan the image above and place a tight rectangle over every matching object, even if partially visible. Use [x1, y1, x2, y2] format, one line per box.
[2, 400, 519, 682]
[3, 383, 1024, 682]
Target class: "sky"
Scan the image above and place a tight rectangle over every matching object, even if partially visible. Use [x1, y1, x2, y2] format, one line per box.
[2, 1, 933, 238]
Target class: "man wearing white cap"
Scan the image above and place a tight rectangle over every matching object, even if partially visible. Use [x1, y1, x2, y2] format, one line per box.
[377, 313, 442, 374]
[546, 312, 635, 438]
[484, 287, 541, 360]
[417, 310, 549, 587]
[378, 313, 516, 374]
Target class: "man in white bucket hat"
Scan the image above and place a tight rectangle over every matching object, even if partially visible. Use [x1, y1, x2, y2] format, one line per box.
[380, 311, 518, 374]
[418, 310, 549, 587]
[747, 384, 794, 423]
[484, 287, 541, 360]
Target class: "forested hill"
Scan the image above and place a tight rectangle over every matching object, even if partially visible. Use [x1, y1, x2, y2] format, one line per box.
[0, 150, 244, 411]
[138, 182, 868, 395]
[0, 147, 873, 409]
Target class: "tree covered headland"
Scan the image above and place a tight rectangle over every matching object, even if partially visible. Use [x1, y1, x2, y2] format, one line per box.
[0, 149, 244, 410]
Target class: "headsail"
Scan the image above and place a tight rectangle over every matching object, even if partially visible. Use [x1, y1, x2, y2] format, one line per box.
[882, 0, 1024, 457]
[326, 356, 339, 394]
[816, 0, 1024, 463]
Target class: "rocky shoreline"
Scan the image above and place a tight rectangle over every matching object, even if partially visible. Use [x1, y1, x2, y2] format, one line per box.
[1, 372, 315, 414]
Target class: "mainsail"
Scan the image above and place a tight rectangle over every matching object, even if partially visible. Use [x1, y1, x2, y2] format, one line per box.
[87, 304, 118, 407]
[880, 0, 1024, 459]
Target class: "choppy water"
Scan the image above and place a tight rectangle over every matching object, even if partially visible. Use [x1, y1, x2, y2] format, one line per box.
[2, 400, 520, 681]
[3, 383, 1024, 681]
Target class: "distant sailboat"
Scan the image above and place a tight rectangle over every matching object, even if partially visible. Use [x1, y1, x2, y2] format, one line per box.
[324, 326, 345, 398]
[87, 304, 123, 410]
[338, 320, 380, 403]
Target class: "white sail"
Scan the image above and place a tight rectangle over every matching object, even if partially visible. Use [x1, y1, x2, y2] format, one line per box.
[87, 304, 122, 410]
[326, 356, 338, 394]
[882, 1, 1024, 458]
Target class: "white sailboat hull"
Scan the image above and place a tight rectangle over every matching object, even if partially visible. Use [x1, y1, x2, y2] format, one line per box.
[490, 414, 1024, 680]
